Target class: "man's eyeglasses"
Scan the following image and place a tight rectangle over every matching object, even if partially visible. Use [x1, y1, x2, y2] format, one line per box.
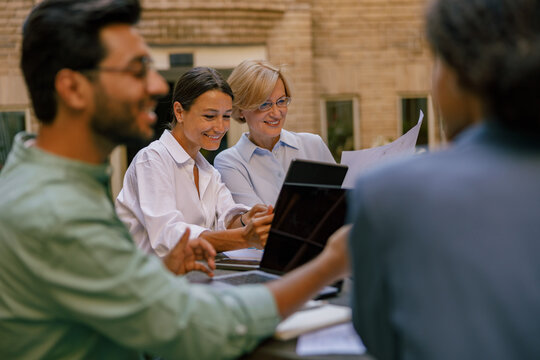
[258, 96, 291, 112]
[83, 56, 154, 80]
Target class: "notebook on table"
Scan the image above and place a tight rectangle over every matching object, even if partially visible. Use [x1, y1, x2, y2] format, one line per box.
[211, 183, 348, 299]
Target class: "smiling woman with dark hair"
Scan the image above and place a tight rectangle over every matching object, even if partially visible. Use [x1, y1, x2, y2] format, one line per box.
[348, 0, 540, 359]
[116, 67, 274, 257]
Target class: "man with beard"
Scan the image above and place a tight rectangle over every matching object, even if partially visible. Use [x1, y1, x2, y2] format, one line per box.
[0, 0, 350, 359]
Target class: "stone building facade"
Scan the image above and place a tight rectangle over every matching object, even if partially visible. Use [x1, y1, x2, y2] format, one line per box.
[0, 0, 438, 196]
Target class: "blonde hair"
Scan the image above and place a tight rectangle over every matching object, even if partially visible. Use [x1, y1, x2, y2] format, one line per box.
[228, 60, 292, 123]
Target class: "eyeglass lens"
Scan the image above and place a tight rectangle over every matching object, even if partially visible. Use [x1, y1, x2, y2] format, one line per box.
[259, 97, 291, 111]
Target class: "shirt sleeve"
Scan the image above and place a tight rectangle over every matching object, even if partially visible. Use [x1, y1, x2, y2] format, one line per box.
[37, 210, 280, 360]
[130, 151, 208, 257]
[315, 135, 336, 163]
[212, 168, 250, 229]
[347, 179, 397, 360]
[214, 150, 264, 207]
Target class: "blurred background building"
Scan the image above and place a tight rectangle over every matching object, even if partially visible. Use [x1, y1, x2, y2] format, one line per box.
[0, 0, 439, 197]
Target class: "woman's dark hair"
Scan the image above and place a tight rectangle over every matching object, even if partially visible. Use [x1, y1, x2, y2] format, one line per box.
[21, 0, 141, 123]
[170, 67, 234, 128]
[426, 0, 540, 133]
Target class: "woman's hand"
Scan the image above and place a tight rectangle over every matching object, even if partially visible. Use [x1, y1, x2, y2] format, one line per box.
[242, 204, 273, 225]
[241, 205, 274, 248]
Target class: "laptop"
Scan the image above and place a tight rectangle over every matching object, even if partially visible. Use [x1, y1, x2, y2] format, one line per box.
[214, 159, 349, 270]
[211, 183, 348, 299]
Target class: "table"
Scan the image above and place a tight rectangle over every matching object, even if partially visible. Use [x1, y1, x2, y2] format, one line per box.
[187, 270, 374, 360]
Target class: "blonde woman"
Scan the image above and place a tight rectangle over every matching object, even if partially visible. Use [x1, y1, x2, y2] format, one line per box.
[214, 60, 335, 206]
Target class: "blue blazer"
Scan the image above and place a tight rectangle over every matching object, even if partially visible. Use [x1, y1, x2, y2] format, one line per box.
[348, 122, 540, 360]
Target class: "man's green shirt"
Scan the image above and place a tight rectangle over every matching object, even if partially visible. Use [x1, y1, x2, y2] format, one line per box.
[0, 133, 280, 359]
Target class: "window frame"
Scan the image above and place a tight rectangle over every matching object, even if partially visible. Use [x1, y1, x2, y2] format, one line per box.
[319, 94, 361, 151]
[397, 93, 438, 149]
[0, 108, 30, 168]
[0, 107, 32, 130]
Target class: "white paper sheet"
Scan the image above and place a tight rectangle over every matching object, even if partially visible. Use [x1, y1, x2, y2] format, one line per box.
[341, 111, 424, 188]
[221, 248, 263, 261]
[274, 304, 351, 341]
[296, 322, 366, 356]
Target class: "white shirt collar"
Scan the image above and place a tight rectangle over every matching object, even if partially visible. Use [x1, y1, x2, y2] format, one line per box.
[159, 130, 211, 171]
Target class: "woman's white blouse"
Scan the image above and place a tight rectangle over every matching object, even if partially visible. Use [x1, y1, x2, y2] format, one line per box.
[116, 130, 249, 257]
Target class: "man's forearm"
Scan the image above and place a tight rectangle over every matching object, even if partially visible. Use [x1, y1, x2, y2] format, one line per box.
[265, 252, 344, 318]
[266, 224, 351, 318]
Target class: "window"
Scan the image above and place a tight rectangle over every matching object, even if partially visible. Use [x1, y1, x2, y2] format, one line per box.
[401, 97, 428, 149]
[0, 111, 26, 170]
[322, 97, 359, 162]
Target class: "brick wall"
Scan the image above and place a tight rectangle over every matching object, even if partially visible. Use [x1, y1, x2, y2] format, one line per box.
[0, 0, 33, 131]
[0, 0, 437, 145]
[0, 0, 31, 77]
[267, 1, 318, 134]
[139, 1, 286, 45]
[312, 0, 436, 147]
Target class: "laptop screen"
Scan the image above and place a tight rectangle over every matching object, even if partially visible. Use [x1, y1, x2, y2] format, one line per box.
[260, 183, 347, 274]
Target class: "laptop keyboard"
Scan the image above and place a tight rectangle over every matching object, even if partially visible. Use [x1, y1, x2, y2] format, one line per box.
[217, 272, 275, 286]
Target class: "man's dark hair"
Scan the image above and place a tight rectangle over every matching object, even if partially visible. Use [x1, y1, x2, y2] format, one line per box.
[170, 67, 234, 128]
[21, 0, 141, 123]
[426, 0, 540, 133]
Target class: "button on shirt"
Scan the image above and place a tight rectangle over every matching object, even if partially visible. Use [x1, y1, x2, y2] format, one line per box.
[116, 130, 249, 257]
[0, 133, 280, 360]
[214, 129, 336, 206]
